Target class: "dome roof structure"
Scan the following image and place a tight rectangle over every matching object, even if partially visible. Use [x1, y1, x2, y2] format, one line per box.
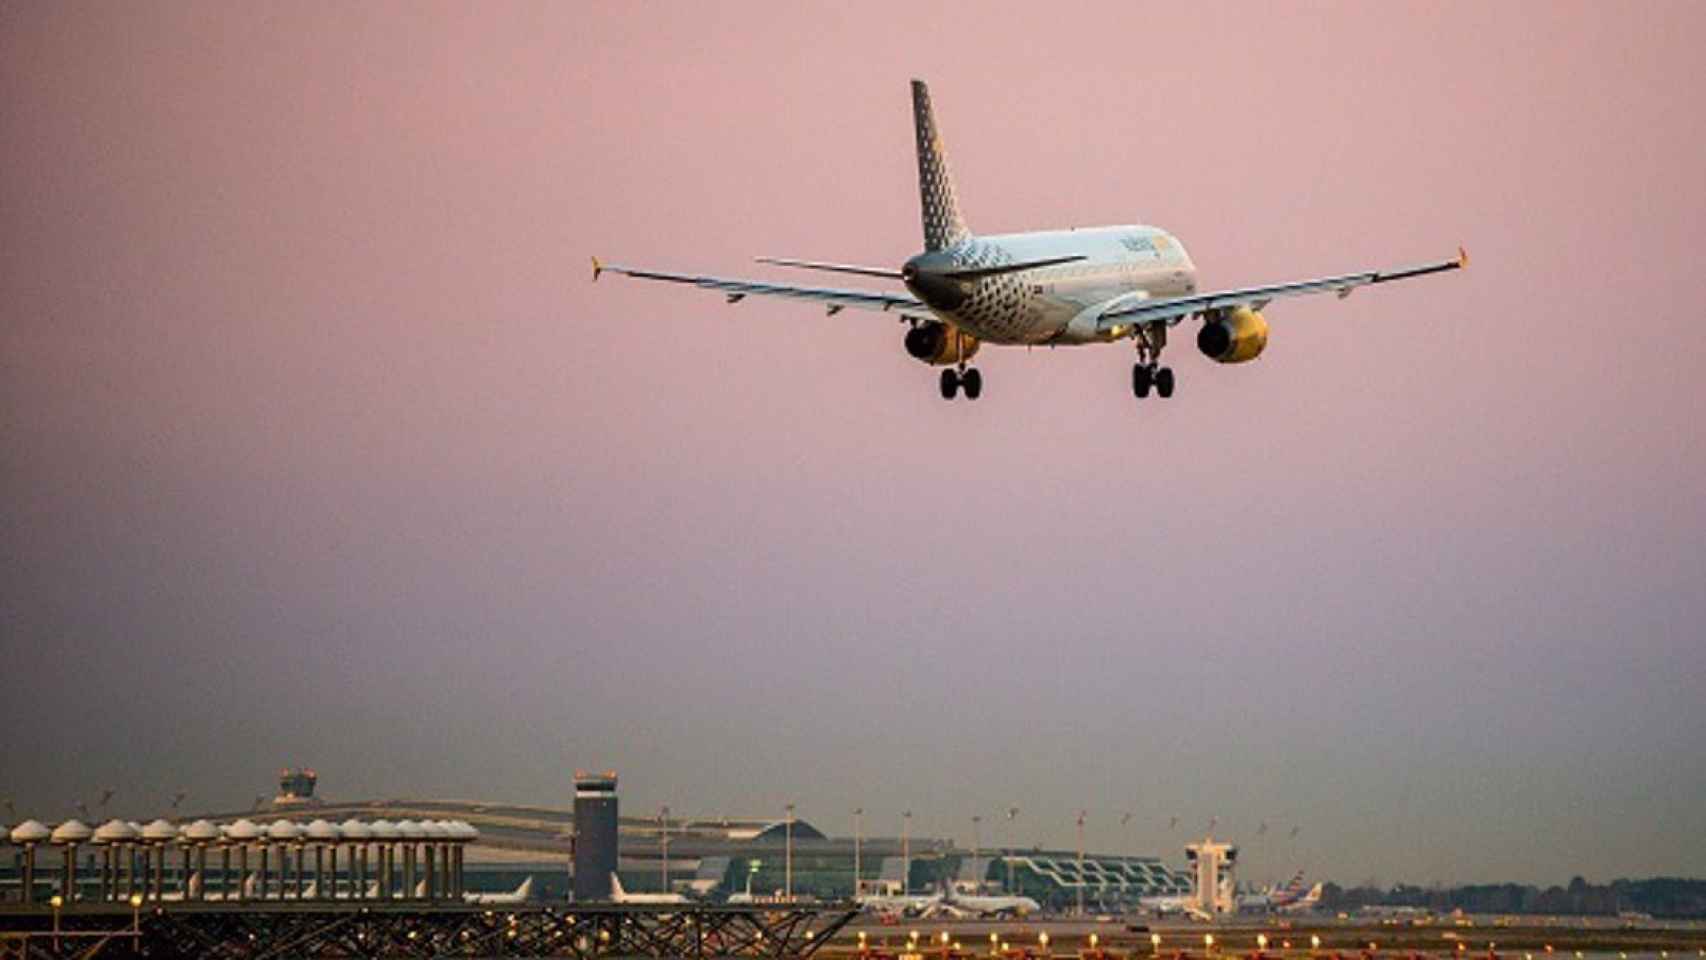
[305, 819, 339, 840]
[224, 818, 262, 841]
[141, 819, 179, 841]
[395, 820, 425, 838]
[337, 819, 372, 840]
[265, 820, 302, 841]
[420, 820, 448, 838]
[182, 820, 221, 842]
[11, 820, 52, 843]
[51, 820, 94, 843]
[93, 819, 138, 843]
[367, 819, 400, 839]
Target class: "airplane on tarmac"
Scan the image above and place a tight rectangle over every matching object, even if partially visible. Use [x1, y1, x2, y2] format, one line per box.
[1238, 872, 1313, 911]
[610, 872, 689, 905]
[593, 80, 1465, 404]
[1137, 891, 1211, 921]
[856, 890, 944, 919]
[1276, 882, 1325, 914]
[928, 887, 1041, 919]
[465, 877, 535, 905]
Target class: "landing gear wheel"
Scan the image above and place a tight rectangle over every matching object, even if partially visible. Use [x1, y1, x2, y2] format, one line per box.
[1132, 363, 1153, 399]
[939, 368, 960, 400]
[1155, 367, 1175, 398]
[961, 367, 983, 400]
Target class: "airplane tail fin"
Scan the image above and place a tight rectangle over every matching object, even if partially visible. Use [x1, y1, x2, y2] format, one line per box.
[911, 80, 970, 251]
[515, 877, 535, 900]
[610, 872, 625, 898]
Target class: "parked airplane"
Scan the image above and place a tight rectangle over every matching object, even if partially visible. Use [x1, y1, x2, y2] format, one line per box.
[1277, 882, 1325, 914]
[1238, 872, 1312, 911]
[1138, 891, 1211, 921]
[929, 887, 1041, 919]
[610, 873, 688, 905]
[594, 80, 1464, 403]
[856, 891, 943, 919]
[465, 877, 535, 905]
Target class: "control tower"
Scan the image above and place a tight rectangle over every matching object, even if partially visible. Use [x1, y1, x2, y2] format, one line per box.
[274, 767, 319, 807]
[573, 770, 619, 901]
[1184, 834, 1237, 916]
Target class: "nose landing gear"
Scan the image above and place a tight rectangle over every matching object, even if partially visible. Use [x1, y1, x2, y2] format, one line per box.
[1130, 325, 1175, 402]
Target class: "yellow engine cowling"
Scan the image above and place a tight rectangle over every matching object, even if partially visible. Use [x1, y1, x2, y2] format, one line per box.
[903, 320, 981, 367]
[1196, 306, 1269, 364]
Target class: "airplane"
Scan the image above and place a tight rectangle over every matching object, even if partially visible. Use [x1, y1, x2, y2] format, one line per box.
[1238, 871, 1308, 911]
[465, 877, 535, 905]
[855, 890, 944, 919]
[928, 887, 1041, 919]
[1276, 882, 1325, 914]
[1137, 891, 1211, 921]
[610, 872, 688, 904]
[592, 79, 1465, 404]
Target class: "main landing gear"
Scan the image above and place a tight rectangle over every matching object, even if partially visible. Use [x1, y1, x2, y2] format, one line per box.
[940, 366, 982, 401]
[1132, 363, 1175, 399]
[1131, 324, 1175, 401]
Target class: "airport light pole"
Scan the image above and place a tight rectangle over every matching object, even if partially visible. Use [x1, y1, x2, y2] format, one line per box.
[1005, 806, 1019, 894]
[901, 810, 912, 896]
[1075, 810, 1087, 917]
[659, 805, 669, 894]
[970, 815, 982, 895]
[852, 807, 864, 899]
[784, 803, 795, 901]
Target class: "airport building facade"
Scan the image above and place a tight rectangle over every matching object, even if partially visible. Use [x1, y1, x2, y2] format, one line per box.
[3, 771, 1191, 908]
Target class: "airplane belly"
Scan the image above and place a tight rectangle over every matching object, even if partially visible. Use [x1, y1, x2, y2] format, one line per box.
[948, 270, 1035, 345]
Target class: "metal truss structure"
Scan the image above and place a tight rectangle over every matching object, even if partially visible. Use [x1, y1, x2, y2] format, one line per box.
[0, 902, 857, 959]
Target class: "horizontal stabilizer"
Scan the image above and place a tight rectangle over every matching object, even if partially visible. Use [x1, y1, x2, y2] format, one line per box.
[755, 257, 902, 280]
[941, 254, 1086, 280]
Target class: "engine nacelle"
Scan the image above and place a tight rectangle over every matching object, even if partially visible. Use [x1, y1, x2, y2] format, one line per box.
[903, 320, 980, 367]
[1196, 306, 1269, 364]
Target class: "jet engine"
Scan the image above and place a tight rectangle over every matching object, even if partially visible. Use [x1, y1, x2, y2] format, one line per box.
[903, 320, 980, 366]
[1196, 306, 1269, 364]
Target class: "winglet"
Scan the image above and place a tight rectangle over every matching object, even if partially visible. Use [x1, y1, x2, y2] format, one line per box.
[1457, 245, 1469, 268]
[591, 256, 604, 281]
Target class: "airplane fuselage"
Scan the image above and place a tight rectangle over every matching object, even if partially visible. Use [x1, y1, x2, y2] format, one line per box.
[901, 226, 1197, 346]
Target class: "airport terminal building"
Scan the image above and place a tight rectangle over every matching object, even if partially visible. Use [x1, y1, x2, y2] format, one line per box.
[3, 769, 1190, 909]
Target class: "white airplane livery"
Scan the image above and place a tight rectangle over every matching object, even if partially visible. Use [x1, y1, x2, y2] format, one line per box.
[594, 80, 1466, 403]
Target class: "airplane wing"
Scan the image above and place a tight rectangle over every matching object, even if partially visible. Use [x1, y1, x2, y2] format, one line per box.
[592, 257, 926, 318]
[1097, 248, 1466, 330]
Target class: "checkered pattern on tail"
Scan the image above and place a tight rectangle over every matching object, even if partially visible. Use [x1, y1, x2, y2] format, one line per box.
[911, 80, 970, 252]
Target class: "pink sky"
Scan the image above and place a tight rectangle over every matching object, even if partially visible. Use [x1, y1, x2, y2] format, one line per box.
[4, 2, 1704, 884]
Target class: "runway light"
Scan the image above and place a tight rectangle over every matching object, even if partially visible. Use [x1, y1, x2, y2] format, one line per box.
[129, 894, 143, 908]
[50, 895, 63, 909]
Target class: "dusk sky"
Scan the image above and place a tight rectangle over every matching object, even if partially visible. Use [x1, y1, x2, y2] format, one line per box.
[4, 3, 1704, 887]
